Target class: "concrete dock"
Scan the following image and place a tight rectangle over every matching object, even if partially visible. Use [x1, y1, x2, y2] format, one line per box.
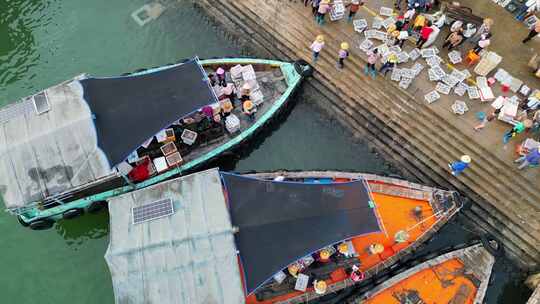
[194, 0, 540, 269]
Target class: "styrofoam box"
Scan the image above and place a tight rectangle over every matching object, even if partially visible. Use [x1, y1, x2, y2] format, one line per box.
[230, 64, 243, 79]
[242, 65, 256, 81]
[225, 114, 240, 133]
[250, 89, 264, 105]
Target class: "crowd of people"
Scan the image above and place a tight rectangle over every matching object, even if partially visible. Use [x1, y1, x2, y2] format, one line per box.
[302, 0, 540, 172]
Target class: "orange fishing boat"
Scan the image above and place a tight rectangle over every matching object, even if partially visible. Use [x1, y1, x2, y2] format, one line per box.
[230, 171, 463, 304]
[356, 244, 495, 304]
[104, 169, 462, 304]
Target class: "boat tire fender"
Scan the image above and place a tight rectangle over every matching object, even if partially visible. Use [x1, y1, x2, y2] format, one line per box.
[63, 208, 84, 220]
[17, 215, 30, 227]
[294, 59, 313, 77]
[481, 236, 503, 257]
[87, 201, 107, 213]
[29, 219, 54, 230]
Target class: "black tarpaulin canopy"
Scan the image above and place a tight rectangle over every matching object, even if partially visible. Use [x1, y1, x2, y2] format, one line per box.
[81, 59, 216, 167]
[220, 173, 382, 294]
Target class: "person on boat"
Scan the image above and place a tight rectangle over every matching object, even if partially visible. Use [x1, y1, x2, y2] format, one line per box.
[337, 242, 352, 257]
[216, 67, 227, 87]
[448, 155, 471, 176]
[243, 100, 256, 121]
[317, 248, 332, 263]
[349, 265, 365, 282]
[220, 100, 233, 118]
[368, 243, 384, 255]
[313, 280, 327, 295]
[310, 35, 325, 63]
[220, 83, 236, 105]
[515, 146, 540, 170]
[288, 263, 300, 278]
[201, 105, 215, 123]
[337, 42, 350, 69]
[208, 73, 217, 87]
[240, 83, 251, 102]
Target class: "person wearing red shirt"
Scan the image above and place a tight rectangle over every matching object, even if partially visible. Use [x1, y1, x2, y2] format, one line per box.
[416, 21, 433, 48]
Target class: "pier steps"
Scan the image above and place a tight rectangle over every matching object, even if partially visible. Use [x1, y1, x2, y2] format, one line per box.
[195, 0, 540, 268]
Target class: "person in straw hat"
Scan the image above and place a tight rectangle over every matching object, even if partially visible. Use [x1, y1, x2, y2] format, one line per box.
[313, 280, 327, 295]
[448, 155, 471, 176]
[317, 248, 332, 262]
[220, 100, 233, 118]
[240, 83, 251, 103]
[243, 99, 256, 121]
[216, 67, 226, 87]
[310, 35, 325, 64]
[337, 42, 350, 69]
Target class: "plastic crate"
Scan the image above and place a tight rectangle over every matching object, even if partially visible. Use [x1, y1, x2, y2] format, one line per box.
[225, 114, 240, 133]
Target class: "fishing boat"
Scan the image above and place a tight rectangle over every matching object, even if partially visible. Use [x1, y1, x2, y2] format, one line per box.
[104, 168, 462, 304]
[0, 57, 311, 229]
[354, 244, 495, 304]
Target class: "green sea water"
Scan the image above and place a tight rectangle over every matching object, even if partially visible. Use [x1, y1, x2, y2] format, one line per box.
[0, 0, 531, 303]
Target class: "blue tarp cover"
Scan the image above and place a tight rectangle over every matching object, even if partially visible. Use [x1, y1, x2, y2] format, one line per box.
[220, 172, 382, 294]
[81, 59, 215, 166]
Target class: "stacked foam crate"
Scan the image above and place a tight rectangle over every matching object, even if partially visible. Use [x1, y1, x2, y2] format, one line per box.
[330, 0, 345, 21]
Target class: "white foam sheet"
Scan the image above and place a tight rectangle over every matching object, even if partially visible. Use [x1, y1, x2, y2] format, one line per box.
[0, 79, 111, 209]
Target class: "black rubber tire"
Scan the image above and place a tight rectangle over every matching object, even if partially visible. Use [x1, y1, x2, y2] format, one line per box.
[481, 236, 503, 257]
[29, 219, 54, 230]
[62, 208, 84, 220]
[17, 215, 30, 227]
[87, 201, 107, 214]
[294, 59, 313, 77]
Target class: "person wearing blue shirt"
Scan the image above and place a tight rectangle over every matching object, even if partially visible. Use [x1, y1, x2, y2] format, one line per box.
[448, 155, 471, 176]
[515, 147, 540, 170]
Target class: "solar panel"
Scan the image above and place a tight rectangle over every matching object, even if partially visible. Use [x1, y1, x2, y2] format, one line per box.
[33, 92, 50, 115]
[132, 198, 174, 224]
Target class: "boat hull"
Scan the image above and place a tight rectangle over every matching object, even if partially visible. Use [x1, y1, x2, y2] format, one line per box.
[241, 171, 462, 304]
[15, 58, 308, 226]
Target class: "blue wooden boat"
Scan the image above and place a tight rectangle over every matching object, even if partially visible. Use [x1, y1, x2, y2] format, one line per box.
[0, 57, 311, 229]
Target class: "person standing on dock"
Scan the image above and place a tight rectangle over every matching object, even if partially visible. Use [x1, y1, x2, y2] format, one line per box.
[448, 155, 471, 176]
[311, 0, 321, 16]
[346, 0, 363, 22]
[337, 42, 350, 69]
[503, 120, 531, 144]
[365, 48, 379, 78]
[523, 19, 540, 43]
[316, 0, 331, 25]
[416, 20, 433, 48]
[514, 147, 540, 170]
[379, 53, 398, 76]
[310, 35, 325, 63]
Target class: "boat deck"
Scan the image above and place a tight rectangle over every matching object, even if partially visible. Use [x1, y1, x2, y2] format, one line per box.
[243, 172, 459, 304]
[360, 244, 494, 304]
[33, 64, 289, 211]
